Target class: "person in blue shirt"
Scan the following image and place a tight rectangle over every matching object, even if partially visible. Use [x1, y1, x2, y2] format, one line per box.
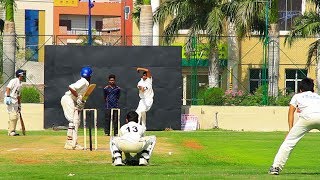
[103, 74, 121, 136]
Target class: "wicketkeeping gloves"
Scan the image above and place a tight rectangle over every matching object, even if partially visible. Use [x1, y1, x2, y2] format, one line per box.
[5, 96, 11, 105]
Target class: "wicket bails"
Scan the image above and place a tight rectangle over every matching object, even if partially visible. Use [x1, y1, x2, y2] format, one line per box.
[83, 109, 98, 151]
[110, 108, 120, 136]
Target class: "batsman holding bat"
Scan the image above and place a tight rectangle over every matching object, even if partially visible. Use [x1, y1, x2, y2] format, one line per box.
[4, 69, 24, 136]
[135, 67, 154, 128]
[61, 66, 93, 150]
[269, 78, 320, 175]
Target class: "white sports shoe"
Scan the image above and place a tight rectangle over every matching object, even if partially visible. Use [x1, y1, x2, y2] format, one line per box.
[64, 143, 74, 150]
[8, 131, 19, 136]
[139, 158, 148, 166]
[74, 144, 84, 150]
[113, 157, 123, 166]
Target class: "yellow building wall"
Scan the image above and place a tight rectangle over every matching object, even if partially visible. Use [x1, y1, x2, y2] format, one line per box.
[239, 36, 317, 92]
[38, 10, 46, 62]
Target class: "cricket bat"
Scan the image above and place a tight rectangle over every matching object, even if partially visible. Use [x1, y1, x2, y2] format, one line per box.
[82, 84, 96, 101]
[19, 112, 26, 136]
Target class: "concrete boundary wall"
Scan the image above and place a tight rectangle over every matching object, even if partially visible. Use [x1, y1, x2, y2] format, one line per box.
[182, 106, 297, 132]
[0, 104, 44, 131]
[0, 104, 300, 131]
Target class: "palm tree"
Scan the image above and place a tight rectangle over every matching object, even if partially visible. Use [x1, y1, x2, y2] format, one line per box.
[1, 0, 16, 84]
[223, 0, 280, 97]
[153, 0, 225, 88]
[133, 0, 153, 46]
[285, 1, 320, 93]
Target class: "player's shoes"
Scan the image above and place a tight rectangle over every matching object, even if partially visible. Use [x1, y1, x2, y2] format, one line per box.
[139, 157, 148, 166]
[74, 144, 84, 150]
[268, 166, 280, 175]
[8, 131, 19, 136]
[64, 143, 74, 150]
[113, 157, 123, 166]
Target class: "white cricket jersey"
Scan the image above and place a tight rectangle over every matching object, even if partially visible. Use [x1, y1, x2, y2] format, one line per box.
[137, 77, 154, 99]
[119, 121, 146, 142]
[5, 78, 22, 104]
[290, 91, 320, 119]
[65, 77, 89, 101]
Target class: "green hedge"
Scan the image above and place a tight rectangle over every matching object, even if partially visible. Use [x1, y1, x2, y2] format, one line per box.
[198, 86, 292, 106]
[21, 87, 40, 103]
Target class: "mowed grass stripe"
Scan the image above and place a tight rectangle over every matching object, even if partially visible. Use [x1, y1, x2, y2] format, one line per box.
[1, 130, 320, 179]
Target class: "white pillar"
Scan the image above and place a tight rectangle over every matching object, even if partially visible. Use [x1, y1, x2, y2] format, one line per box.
[183, 75, 187, 105]
[151, 0, 159, 46]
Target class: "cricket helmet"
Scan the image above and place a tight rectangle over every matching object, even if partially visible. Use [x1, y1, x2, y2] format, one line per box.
[15, 69, 24, 77]
[80, 66, 92, 78]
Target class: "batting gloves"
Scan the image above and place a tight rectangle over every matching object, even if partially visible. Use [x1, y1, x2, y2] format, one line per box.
[5, 96, 11, 105]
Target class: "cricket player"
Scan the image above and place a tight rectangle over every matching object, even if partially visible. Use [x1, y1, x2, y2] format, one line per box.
[4, 69, 24, 136]
[61, 66, 92, 150]
[269, 78, 320, 175]
[135, 67, 154, 128]
[110, 111, 156, 166]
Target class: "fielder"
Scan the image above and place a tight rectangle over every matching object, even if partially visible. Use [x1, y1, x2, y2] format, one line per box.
[269, 78, 320, 175]
[4, 69, 24, 136]
[135, 67, 154, 128]
[110, 111, 156, 166]
[61, 66, 92, 150]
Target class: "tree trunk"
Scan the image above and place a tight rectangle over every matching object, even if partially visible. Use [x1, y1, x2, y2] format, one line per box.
[140, 5, 153, 46]
[208, 50, 220, 88]
[268, 23, 279, 97]
[227, 22, 239, 91]
[2, 21, 16, 84]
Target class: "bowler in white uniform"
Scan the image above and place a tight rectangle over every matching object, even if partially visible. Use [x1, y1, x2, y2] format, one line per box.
[135, 67, 154, 128]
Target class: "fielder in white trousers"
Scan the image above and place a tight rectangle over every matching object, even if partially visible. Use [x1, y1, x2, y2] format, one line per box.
[269, 78, 320, 175]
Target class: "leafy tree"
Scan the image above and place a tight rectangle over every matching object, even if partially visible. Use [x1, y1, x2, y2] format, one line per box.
[154, 0, 225, 88]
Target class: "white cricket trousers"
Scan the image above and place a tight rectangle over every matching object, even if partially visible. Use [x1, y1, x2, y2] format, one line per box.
[6, 102, 19, 134]
[61, 95, 81, 147]
[110, 136, 156, 160]
[272, 116, 320, 169]
[136, 98, 153, 128]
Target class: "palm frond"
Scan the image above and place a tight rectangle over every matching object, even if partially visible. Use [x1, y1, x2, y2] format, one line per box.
[285, 11, 320, 46]
[307, 40, 320, 67]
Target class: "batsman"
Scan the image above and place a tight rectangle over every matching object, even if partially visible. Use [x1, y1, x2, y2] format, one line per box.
[4, 69, 24, 136]
[61, 66, 93, 150]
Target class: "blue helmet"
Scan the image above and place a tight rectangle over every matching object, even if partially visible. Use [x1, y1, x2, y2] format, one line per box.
[80, 66, 93, 78]
[15, 69, 24, 77]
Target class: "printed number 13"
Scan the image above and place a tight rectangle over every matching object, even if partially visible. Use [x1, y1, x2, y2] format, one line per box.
[126, 126, 138, 132]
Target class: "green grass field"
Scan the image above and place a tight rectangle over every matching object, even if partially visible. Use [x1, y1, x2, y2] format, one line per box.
[0, 129, 320, 179]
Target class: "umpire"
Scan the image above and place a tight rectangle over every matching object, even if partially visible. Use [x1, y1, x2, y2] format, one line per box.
[103, 74, 121, 136]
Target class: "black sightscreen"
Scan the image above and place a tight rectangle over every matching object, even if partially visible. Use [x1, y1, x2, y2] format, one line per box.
[44, 46, 182, 130]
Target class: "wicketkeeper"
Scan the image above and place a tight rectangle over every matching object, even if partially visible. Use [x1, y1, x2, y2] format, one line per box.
[110, 111, 156, 166]
[4, 69, 24, 136]
[61, 66, 92, 150]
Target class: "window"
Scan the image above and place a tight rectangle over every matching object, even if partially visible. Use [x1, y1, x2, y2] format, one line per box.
[249, 69, 268, 93]
[96, 21, 102, 32]
[285, 69, 307, 94]
[59, 20, 71, 31]
[278, 0, 302, 31]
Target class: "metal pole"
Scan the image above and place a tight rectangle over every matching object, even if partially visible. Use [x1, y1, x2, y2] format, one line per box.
[88, 0, 92, 45]
[262, 0, 269, 105]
